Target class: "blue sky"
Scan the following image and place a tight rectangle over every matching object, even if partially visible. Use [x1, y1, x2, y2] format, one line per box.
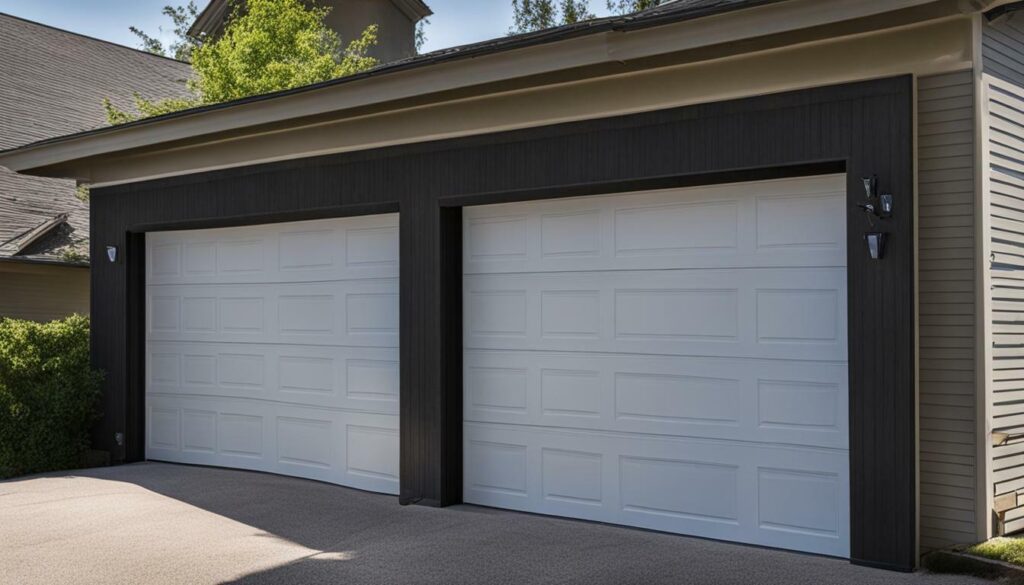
[0, 0, 619, 55]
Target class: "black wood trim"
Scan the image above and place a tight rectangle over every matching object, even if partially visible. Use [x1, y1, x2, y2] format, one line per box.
[90, 75, 915, 569]
[124, 232, 147, 462]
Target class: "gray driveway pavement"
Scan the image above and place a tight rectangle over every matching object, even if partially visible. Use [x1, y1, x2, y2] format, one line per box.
[0, 462, 989, 585]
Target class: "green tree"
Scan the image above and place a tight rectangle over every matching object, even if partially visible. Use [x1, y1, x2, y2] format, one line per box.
[510, 0, 594, 34]
[606, 0, 665, 14]
[108, 0, 378, 124]
[130, 1, 203, 61]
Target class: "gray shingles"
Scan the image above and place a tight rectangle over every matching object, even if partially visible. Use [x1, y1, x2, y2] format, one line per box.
[0, 13, 191, 263]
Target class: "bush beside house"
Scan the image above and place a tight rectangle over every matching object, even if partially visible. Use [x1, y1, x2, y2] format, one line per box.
[0, 315, 102, 479]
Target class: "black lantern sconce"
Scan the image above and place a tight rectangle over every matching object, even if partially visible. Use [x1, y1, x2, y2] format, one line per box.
[858, 175, 894, 260]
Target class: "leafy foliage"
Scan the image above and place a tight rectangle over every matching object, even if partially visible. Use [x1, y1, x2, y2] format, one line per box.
[415, 18, 430, 53]
[192, 0, 377, 104]
[108, 0, 378, 124]
[606, 0, 666, 14]
[510, 0, 594, 34]
[0, 316, 103, 479]
[130, 1, 203, 61]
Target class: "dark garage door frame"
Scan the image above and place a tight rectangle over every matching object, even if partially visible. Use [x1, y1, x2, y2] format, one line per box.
[92, 75, 914, 570]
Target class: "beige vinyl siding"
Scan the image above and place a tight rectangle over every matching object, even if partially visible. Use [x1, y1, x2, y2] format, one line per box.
[918, 70, 978, 551]
[985, 13, 1024, 535]
[0, 263, 89, 322]
[983, 13, 1024, 88]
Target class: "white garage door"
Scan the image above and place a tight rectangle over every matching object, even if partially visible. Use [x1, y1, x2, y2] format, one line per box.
[146, 214, 400, 495]
[462, 175, 849, 557]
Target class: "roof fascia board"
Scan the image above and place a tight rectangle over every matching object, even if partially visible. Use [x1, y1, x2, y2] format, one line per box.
[76, 16, 972, 187]
[391, 0, 432, 21]
[0, 0, 957, 174]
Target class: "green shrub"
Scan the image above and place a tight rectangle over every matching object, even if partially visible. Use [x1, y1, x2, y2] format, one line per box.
[0, 315, 103, 479]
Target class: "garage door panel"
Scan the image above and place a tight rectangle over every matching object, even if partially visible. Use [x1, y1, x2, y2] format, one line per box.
[148, 341, 398, 415]
[147, 279, 399, 347]
[464, 268, 847, 362]
[463, 176, 845, 275]
[464, 350, 847, 449]
[463, 423, 849, 557]
[147, 394, 399, 494]
[147, 215, 400, 495]
[463, 175, 849, 557]
[147, 214, 399, 286]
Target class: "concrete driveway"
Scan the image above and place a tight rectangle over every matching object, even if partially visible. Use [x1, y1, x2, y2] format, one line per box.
[0, 463, 989, 585]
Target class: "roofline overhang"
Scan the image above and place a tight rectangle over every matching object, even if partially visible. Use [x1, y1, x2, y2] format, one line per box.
[0, 0, 1008, 180]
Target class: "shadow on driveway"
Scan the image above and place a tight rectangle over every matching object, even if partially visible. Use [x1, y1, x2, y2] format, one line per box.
[0, 462, 988, 585]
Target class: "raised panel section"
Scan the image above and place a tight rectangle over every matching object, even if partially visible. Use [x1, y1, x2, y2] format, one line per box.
[149, 408, 180, 450]
[615, 373, 739, 425]
[466, 367, 528, 413]
[542, 449, 603, 504]
[466, 216, 528, 260]
[756, 193, 845, 250]
[541, 369, 600, 418]
[347, 293, 398, 334]
[277, 417, 333, 469]
[758, 468, 842, 538]
[347, 226, 399, 266]
[615, 201, 739, 255]
[217, 240, 264, 273]
[541, 211, 600, 258]
[279, 230, 334, 270]
[467, 290, 527, 336]
[757, 290, 839, 343]
[182, 410, 216, 453]
[218, 414, 263, 458]
[146, 215, 399, 496]
[347, 426, 399, 481]
[149, 244, 181, 277]
[541, 291, 600, 338]
[219, 297, 264, 332]
[346, 359, 399, 402]
[466, 440, 528, 496]
[279, 295, 334, 333]
[615, 289, 739, 341]
[620, 456, 739, 522]
[758, 380, 840, 431]
[279, 356, 335, 395]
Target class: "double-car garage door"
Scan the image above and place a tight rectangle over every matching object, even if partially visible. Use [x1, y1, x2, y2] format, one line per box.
[462, 175, 850, 557]
[145, 175, 848, 556]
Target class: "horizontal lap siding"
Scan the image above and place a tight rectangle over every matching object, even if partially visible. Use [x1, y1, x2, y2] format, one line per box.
[0, 266, 89, 322]
[918, 71, 978, 551]
[986, 14, 1024, 535]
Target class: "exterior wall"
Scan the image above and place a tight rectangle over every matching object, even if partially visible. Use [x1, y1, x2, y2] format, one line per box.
[984, 10, 1024, 536]
[918, 70, 979, 550]
[0, 262, 89, 321]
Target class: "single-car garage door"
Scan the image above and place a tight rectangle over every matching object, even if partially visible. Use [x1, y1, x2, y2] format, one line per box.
[146, 214, 400, 494]
[462, 175, 849, 556]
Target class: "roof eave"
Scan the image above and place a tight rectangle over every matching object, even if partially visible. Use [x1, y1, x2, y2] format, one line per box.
[0, 0, 971, 179]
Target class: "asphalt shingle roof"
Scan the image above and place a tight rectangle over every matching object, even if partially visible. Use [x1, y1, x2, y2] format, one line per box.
[0, 12, 191, 264]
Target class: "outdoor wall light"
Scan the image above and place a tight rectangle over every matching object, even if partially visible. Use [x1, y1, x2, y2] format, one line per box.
[106, 245, 118, 263]
[865, 232, 886, 260]
[859, 175, 894, 260]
